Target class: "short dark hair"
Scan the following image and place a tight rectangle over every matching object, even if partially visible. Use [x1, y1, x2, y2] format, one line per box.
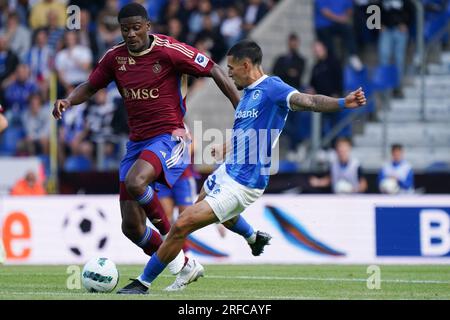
[335, 137, 352, 148]
[118, 3, 149, 22]
[227, 40, 263, 65]
[288, 33, 298, 41]
[391, 143, 403, 152]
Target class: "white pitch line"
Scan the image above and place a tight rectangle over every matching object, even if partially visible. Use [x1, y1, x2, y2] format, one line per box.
[0, 291, 315, 299]
[179, 275, 450, 285]
[1, 273, 449, 285]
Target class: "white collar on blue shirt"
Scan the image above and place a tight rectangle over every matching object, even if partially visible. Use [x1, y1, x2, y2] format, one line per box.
[246, 74, 269, 90]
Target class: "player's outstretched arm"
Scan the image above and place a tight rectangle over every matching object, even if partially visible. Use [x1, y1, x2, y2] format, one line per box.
[289, 87, 366, 113]
[209, 63, 240, 109]
[52, 81, 98, 120]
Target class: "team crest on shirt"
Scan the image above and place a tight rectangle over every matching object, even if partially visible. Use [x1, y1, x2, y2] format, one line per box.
[128, 57, 136, 65]
[153, 62, 162, 74]
[253, 90, 261, 100]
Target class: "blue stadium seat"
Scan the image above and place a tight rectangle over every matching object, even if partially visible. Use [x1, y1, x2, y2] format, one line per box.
[277, 160, 299, 173]
[344, 65, 373, 97]
[425, 161, 450, 172]
[370, 64, 399, 92]
[64, 156, 93, 172]
[0, 126, 24, 155]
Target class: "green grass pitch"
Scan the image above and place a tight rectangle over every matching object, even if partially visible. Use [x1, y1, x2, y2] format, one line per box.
[1, 264, 449, 300]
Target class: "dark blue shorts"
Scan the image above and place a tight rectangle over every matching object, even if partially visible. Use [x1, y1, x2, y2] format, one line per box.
[156, 176, 197, 206]
[119, 134, 189, 188]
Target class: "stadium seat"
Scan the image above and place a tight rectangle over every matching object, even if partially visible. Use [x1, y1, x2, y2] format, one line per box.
[0, 126, 24, 156]
[370, 64, 399, 92]
[425, 161, 450, 173]
[277, 160, 299, 173]
[64, 156, 93, 172]
[344, 65, 373, 97]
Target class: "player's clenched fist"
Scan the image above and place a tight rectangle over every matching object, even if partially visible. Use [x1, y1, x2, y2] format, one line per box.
[52, 99, 71, 120]
[344, 87, 367, 109]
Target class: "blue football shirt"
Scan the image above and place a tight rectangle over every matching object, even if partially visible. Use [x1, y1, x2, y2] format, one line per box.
[225, 75, 298, 189]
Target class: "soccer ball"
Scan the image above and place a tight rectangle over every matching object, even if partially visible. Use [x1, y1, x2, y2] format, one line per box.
[334, 179, 354, 194]
[380, 177, 400, 194]
[82, 257, 119, 293]
[62, 204, 109, 258]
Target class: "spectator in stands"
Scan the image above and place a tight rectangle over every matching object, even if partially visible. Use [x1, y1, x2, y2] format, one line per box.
[10, 0, 31, 27]
[85, 88, 116, 143]
[160, 0, 183, 27]
[378, 144, 414, 194]
[242, 0, 269, 35]
[27, 28, 52, 95]
[58, 86, 87, 163]
[1, 12, 31, 62]
[272, 33, 305, 89]
[220, 5, 243, 48]
[3, 64, 39, 123]
[177, 0, 197, 28]
[309, 137, 367, 193]
[353, 0, 378, 50]
[10, 170, 47, 195]
[167, 17, 187, 43]
[101, 140, 120, 170]
[309, 41, 351, 139]
[314, 0, 362, 70]
[130, 0, 167, 24]
[378, 0, 414, 98]
[0, 1, 9, 30]
[55, 30, 93, 96]
[272, 33, 307, 151]
[64, 140, 95, 172]
[44, 9, 65, 54]
[0, 33, 19, 93]
[29, 0, 66, 30]
[19, 93, 49, 156]
[97, 0, 122, 54]
[195, 14, 227, 62]
[188, 0, 220, 42]
[79, 9, 100, 62]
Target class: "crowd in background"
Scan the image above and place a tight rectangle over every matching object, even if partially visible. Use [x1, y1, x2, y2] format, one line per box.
[0, 0, 448, 195]
[0, 0, 278, 174]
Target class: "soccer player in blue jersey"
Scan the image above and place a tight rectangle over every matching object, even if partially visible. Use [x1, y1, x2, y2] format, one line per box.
[118, 40, 366, 294]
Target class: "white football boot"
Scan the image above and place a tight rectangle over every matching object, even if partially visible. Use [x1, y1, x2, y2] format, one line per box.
[164, 258, 204, 291]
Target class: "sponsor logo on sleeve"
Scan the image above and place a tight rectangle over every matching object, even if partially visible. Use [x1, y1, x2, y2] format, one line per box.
[194, 53, 209, 68]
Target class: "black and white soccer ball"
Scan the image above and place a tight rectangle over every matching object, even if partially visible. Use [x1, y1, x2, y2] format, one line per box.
[62, 204, 109, 258]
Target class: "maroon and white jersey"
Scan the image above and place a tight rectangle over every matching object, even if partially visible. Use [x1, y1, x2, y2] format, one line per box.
[88, 34, 214, 141]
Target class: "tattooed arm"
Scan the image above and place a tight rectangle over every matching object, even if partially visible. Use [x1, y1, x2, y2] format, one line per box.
[289, 87, 366, 112]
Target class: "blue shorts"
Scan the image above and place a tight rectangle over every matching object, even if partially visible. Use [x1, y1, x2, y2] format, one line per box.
[119, 134, 189, 188]
[156, 176, 197, 206]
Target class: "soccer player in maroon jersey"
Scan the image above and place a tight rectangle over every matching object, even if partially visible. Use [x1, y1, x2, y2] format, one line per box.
[52, 3, 243, 287]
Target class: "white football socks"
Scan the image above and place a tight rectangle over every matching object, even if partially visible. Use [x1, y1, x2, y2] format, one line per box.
[167, 250, 186, 275]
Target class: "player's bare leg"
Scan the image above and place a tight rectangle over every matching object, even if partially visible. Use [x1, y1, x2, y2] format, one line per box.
[120, 157, 186, 286]
[118, 200, 217, 294]
[124, 158, 171, 235]
[197, 187, 271, 256]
